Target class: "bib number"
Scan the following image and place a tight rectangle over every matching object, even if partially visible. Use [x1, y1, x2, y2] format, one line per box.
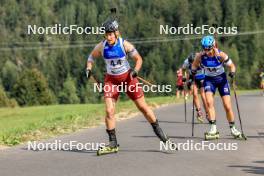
[110, 59, 122, 67]
[207, 67, 218, 73]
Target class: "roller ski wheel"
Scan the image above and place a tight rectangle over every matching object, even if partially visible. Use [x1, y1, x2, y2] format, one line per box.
[164, 139, 178, 150]
[196, 110, 204, 123]
[196, 115, 203, 123]
[97, 144, 119, 156]
[231, 127, 247, 140]
[204, 132, 220, 140]
[232, 132, 247, 140]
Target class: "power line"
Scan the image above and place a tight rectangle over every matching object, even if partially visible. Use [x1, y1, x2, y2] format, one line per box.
[0, 30, 263, 51]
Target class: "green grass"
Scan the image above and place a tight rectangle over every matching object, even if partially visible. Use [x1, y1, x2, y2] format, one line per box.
[0, 96, 181, 146]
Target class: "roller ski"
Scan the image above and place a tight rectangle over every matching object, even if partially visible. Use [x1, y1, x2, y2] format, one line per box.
[230, 126, 247, 140]
[205, 131, 219, 140]
[97, 129, 119, 156]
[204, 123, 219, 140]
[196, 109, 204, 123]
[97, 143, 119, 156]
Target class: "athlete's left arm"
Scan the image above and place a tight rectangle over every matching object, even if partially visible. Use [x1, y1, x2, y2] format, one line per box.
[123, 40, 142, 72]
[219, 51, 236, 73]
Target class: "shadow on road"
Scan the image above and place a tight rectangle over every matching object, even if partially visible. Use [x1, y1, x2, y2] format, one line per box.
[21, 147, 175, 156]
[132, 135, 204, 140]
[139, 120, 209, 125]
[241, 131, 264, 139]
[246, 135, 264, 139]
[133, 135, 251, 141]
[21, 147, 97, 152]
[119, 149, 175, 154]
[229, 161, 264, 175]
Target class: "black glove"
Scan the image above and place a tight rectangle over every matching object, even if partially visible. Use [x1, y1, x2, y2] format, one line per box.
[228, 72, 235, 79]
[130, 69, 138, 78]
[86, 68, 92, 79]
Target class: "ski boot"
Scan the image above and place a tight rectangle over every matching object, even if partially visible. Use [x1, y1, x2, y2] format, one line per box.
[196, 109, 204, 123]
[97, 128, 119, 156]
[205, 124, 219, 140]
[162, 139, 178, 150]
[97, 142, 119, 156]
[152, 120, 178, 150]
[231, 126, 247, 140]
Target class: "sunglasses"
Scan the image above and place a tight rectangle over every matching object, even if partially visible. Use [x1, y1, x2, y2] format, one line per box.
[203, 47, 213, 51]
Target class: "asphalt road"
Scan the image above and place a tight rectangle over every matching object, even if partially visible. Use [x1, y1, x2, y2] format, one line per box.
[0, 94, 263, 176]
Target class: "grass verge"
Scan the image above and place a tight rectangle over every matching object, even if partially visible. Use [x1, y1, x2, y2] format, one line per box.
[0, 96, 181, 146]
[0, 90, 259, 146]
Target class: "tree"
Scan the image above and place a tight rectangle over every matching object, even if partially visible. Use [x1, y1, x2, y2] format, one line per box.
[12, 68, 55, 106]
[1, 60, 19, 92]
[0, 0, 263, 97]
[58, 76, 80, 104]
[0, 85, 18, 108]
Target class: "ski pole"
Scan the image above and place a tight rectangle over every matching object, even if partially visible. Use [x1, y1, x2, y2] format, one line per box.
[232, 79, 247, 140]
[90, 75, 101, 92]
[212, 23, 218, 48]
[191, 80, 195, 137]
[184, 81, 187, 123]
[138, 76, 155, 86]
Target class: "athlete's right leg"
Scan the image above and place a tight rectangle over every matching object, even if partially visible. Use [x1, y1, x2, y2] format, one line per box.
[204, 79, 216, 121]
[97, 97, 119, 155]
[200, 87, 209, 119]
[203, 80, 218, 139]
[105, 98, 116, 130]
[204, 92, 219, 139]
[205, 92, 216, 121]
[193, 84, 201, 110]
[104, 97, 119, 147]
[103, 74, 120, 148]
[193, 84, 203, 123]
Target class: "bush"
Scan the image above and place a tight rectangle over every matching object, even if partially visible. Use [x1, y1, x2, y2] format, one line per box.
[12, 68, 55, 106]
[0, 86, 18, 108]
[58, 76, 80, 104]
